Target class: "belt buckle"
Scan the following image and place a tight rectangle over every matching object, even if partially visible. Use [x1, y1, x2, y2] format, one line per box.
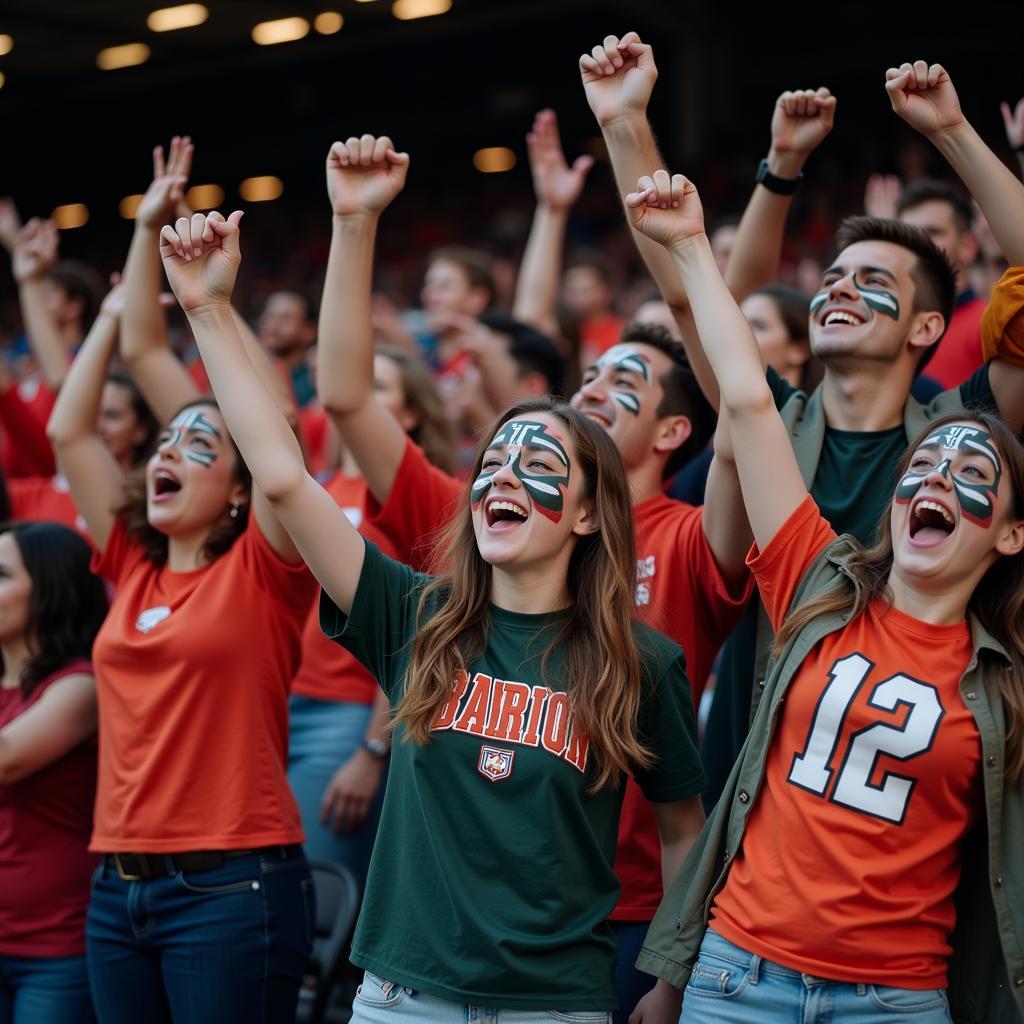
[113, 853, 143, 882]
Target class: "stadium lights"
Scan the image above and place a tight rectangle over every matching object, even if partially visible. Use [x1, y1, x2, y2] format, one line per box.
[97, 43, 151, 70]
[314, 12, 344, 34]
[251, 17, 310, 45]
[239, 176, 284, 202]
[0, 35, 12, 56]
[392, 0, 452, 20]
[147, 5, 209, 32]
[186, 184, 225, 209]
[52, 204, 89, 230]
[473, 147, 516, 173]
[119, 195, 144, 220]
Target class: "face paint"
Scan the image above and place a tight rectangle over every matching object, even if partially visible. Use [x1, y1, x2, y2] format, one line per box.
[812, 278, 901, 322]
[595, 345, 651, 416]
[471, 419, 571, 523]
[895, 424, 1002, 526]
[164, 408, 222, 469]
[810, 291, 828, 316]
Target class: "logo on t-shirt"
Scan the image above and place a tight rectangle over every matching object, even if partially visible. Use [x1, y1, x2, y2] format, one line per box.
[478, 746, 515, 782]
[636, 554, 656, 607]
[136, 606, 172, 634]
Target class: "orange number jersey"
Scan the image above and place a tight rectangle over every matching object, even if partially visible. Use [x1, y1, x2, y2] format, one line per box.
[711, 495, 982, 989]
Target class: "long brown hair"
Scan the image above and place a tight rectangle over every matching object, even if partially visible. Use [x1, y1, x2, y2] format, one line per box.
[392, 396, 649, 791]
[775, 410, 1024, 782]
[116, 398, 252, 567]
[376, 345, 458, 475]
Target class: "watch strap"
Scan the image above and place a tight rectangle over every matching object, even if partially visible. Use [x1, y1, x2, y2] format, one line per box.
[756, 157, 803, 196]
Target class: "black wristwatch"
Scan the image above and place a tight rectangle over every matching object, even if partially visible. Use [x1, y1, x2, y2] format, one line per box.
[361, 737, 390, 760]
[756, 157, 803, 196]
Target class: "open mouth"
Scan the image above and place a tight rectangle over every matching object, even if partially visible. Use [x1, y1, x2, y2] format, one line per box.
[152, 469, 182, 500]
[581, 409, 612, 428]
[909, 498, 955, 544]
[822, 308, 866, 327]
[485, 498, 528, 530]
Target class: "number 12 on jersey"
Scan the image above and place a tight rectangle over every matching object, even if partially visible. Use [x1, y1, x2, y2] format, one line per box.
[787, 653, 945, 825]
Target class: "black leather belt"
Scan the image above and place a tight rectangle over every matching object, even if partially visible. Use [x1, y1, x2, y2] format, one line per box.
[105, 848, 280, 881]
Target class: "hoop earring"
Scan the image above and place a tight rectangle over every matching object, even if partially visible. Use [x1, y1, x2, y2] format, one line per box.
[229, 503, 240, 519]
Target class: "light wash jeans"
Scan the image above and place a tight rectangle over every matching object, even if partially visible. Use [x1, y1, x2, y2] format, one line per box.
[679, 929, 952, 1024]
[350, 971, 611, 1024]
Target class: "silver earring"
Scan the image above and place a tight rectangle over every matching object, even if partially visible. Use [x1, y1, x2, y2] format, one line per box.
[229, 503, 240, 519]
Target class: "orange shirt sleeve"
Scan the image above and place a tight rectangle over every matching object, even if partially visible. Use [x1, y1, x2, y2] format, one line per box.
[746, 495, 837, 633]
[365, 436, 463, 572]
[90, 519, 146, 586]
[234, 516, 318, 616]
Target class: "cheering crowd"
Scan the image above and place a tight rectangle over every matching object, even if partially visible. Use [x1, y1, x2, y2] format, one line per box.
[2, 27, 1024, 1024]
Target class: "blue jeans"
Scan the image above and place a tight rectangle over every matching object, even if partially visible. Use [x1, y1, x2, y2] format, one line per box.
[610, 921, 653, 1024]
[86, 847, 313, 1024]
[0, 954, 93, 1024]
[679, 930, 952, 1024]
[350, 971, 611, 1023]
[287, 695, 385, 885]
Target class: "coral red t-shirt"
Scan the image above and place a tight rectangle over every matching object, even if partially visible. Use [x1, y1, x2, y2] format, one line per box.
[0, 660, 98, 957]
[711, 495, 981, 988]
[922, 295, 986, 392]
[291, 473, 399, 704]
[90, 519, 316, 852]
[369, 437, 751, 920]
[8, 475, 88, 536]
[0, 380, 56, 479]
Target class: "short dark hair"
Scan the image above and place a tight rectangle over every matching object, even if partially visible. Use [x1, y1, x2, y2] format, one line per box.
[427, 247, 495, 306]
[618, 321, 716, 479]
[0, 521, 108, 698]
[478, 312, 566, 396]
[47, 260, 105, 330]
[897, 178, 973, 234]
[834, 216, 957, 373]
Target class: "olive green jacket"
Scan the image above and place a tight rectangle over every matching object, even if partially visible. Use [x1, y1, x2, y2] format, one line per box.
[636, 535, 1024, 1024]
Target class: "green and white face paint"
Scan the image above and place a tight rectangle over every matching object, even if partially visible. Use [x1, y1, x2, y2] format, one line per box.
[896, 423, 1003, 527]
[164, 408, 222, 469]
[811, 276, 901, 323]
[594, 345, 652, 416]
[471, 419, 571, 523]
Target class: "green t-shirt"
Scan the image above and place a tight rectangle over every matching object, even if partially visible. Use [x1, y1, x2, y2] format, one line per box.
[320, 539, 705, 1011]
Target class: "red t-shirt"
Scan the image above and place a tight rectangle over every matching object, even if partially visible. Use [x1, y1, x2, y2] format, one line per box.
[0, 381, 56, 479]
[368, 437, 751, 920]
[579, 313, 627, 366]
[922, 296, 986, 392]
[8, 475, 88, 536]
[291, 474, 399, 704]
[0, 660, 98, 957]
[711, 496, 981, 988]
[90, 519, 316, 852]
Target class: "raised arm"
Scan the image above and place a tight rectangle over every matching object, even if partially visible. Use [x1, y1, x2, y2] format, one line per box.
[159, 211, 364, 609]
[121, 135, 201, 423]
[627, 172, 807, 550]
[1001, 97, 1024, 180]
[45, 283, 128, 550]
[725, 87, 836, 300]
[12, 219, 69, 392]
[512, 109, 593, 338]
[887, 63, 1024, 430]
[316, 135, 413, 505]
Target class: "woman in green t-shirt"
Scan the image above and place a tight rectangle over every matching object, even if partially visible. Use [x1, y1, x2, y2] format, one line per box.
[157, 193, 706, 1021]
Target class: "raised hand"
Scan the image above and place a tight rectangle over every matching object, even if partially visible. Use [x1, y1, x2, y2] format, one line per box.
[769, 87, 836, 174]
[1001, 97, 1024, 149]
[0, 197, 22, 254]
[135, 135, 194, 230]
[326, 135, 410, 219]
[625, 171, 705, 251]
[159, 209, 243, 313]
[864, 173, 903, 219]
[885, 61, 965, 137]
[526, 109, 594, 211]
[579, 31, 658, 128]
[12, 218, 59, 283]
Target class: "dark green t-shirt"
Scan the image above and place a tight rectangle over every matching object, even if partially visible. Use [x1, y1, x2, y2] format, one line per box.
[702, 365, 998, 811]
[320, 540, 704, 1011]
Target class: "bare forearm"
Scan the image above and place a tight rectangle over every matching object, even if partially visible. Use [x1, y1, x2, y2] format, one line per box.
[513, 205, 567, 337]
[318, 215, 378, 414]
[122, 223, 170, 362]
[19, 279, 71, 390]
[187, 304, 305, 497]
[230, 307, 300, 431]
[46, 311, 117, 444]
[931, 121, 1024, 264]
